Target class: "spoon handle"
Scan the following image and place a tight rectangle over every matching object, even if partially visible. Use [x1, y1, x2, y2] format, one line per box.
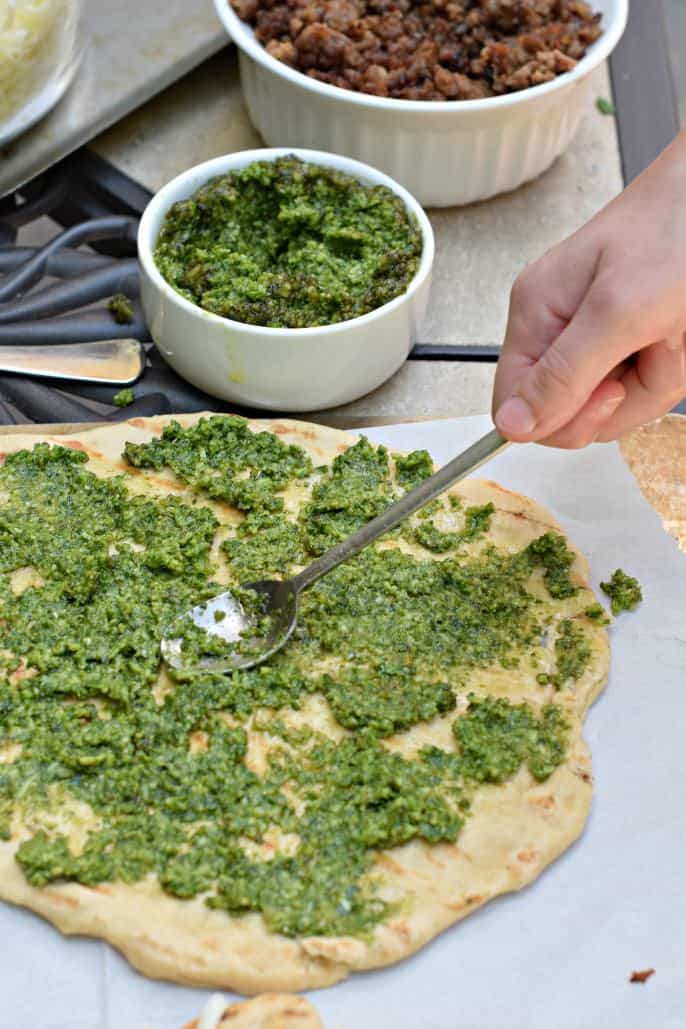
[293, 427, 510, 592]
[0, 340, 144, 384]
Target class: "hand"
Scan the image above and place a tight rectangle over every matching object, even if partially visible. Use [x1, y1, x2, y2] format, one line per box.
[492, 127, 686, 448]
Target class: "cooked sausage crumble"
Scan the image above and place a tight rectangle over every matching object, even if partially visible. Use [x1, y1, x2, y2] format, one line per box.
[230, 0, 603, 101]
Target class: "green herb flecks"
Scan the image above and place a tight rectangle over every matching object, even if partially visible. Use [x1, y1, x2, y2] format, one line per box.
[584, 602, 610, 625]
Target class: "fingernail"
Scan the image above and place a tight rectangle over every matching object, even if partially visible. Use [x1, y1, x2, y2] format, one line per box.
[495, 396, 537, 435]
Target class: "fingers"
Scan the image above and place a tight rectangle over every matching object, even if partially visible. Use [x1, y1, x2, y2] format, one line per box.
[492, 244, 598, 421]
[537, 378, 626, 448]
[595, 336, 686, 441]
[494, 269, 642, 442]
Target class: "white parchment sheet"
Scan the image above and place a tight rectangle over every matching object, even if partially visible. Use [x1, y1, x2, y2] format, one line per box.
[1, 415, 684, 1029]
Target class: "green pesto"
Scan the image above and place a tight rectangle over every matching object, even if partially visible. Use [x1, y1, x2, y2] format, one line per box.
[172, 587, 277, 667]
[108, 293, 134, 324]
[413, 502, 495, 553]
[584, 602, 610, 625]
[124, 415, 313, 513]
[417, 498, 443, 520]
[320, 669, 456, 736]
[452, 694, 568, 783]
[296, 543, 542, 679]
[222, 510, 306, 582]
[600, 569, 642, 615]
[537, 619, 592, 689]
[1, 428, 579, 940]
[525, 532, 579, 599]
[153, 156, 422, 329]
[113, 388, 134, 408]
[394, 449, 433, 489]
[300, 437, 395, 554]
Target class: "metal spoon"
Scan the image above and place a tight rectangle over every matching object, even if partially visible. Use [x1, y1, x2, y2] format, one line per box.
[162, 428, 509, 674]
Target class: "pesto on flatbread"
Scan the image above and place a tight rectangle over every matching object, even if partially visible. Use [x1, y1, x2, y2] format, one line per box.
[0, 414, 609, 993]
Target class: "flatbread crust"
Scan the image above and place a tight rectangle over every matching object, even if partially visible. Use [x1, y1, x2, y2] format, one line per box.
[621, 415, 686, 553]
[0, 414, 609, 994]
[182, 993, 323, 1029]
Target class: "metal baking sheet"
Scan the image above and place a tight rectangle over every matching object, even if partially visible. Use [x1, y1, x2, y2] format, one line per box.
[0, 0, 227, 198]
[0, 413, 683, 1028]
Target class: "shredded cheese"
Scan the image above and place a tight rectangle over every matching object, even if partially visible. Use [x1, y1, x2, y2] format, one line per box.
[0, 0, 72, 125]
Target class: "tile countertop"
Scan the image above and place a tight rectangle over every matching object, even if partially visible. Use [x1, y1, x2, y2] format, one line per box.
[87, 48, 623, 426]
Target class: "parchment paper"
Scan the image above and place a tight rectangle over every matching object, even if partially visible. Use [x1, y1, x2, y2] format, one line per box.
[1, 415, 684, 1029]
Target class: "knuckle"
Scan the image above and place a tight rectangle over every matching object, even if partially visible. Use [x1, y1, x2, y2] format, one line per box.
[509, 266, 538, 309]
[586, 277, 631, 324]
[527, 346, 583, 409]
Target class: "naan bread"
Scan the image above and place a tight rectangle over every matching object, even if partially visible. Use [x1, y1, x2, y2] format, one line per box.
[0, 414, 609, 993]
[621, 415, 686, 553]
[182, 992, 322, 1029]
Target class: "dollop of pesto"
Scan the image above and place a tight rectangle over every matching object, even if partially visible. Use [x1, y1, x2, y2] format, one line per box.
[0, 424, 584, 940]
[153, 156, 422, 328]
[413, 501, 495, 553]
[300, 436, 394, 554]
[452, 694, 568, 783]
[584, 602, 610, 625]
[394, 449, 433, 489]
[223, 510, 306, 581]
[113, 387, 134, 408]
[537, 618, 591, 690]
[320, 669, 457, 736]
[600, 568, 642, 615]
[108, 293, 134, 324]
[525, 532, 579, 599]
[124, 415, 313, 513]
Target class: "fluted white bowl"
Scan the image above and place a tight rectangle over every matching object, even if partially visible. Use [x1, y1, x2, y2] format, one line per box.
[138, 148, 434, 412]
[214, 0, 627, 207]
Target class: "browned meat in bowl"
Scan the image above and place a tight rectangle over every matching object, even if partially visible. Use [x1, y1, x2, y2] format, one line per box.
[230, 0, 603, 102]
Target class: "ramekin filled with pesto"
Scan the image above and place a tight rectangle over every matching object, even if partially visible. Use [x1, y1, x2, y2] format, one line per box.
[138, 149, 433, 411]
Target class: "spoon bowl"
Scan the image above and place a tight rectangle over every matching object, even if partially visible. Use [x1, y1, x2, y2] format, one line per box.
[161, 428, 509, 675]
[162, 579, 298, 674]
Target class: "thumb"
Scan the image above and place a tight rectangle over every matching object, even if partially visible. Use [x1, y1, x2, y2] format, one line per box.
[494, 281, 636, 441]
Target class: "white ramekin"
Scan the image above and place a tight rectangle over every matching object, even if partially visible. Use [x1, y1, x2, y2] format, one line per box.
[214, 0, 627, 207]
[137, 148, 434, 412]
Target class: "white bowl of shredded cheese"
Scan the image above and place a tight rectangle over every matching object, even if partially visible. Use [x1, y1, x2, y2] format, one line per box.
[0, 0, 80, 147]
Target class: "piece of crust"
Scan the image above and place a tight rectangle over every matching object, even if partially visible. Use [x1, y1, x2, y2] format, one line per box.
[620, 414, 686, 553]
[0, 414, 610, 994]
[182, 992, 323, 1029]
